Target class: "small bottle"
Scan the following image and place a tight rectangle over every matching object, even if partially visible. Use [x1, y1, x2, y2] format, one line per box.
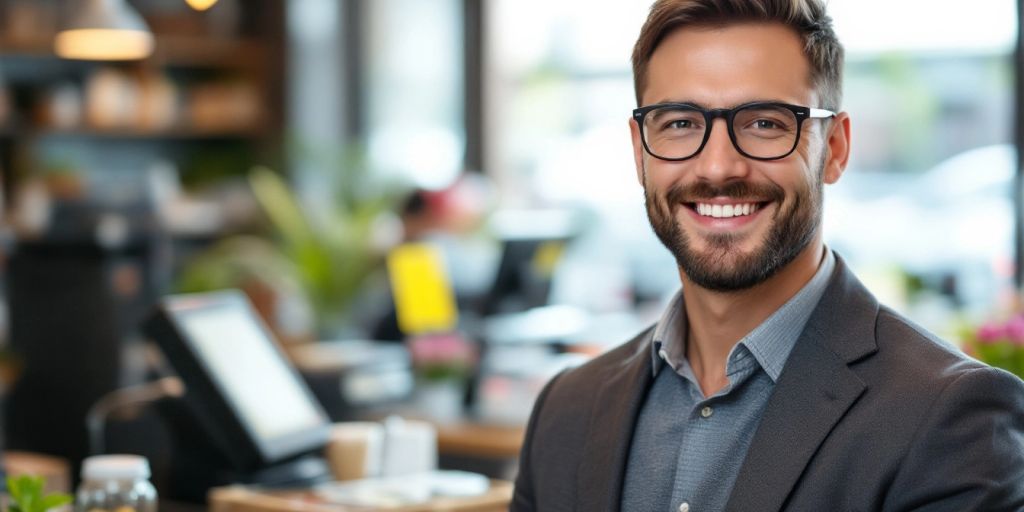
[76, 455, 157, 512]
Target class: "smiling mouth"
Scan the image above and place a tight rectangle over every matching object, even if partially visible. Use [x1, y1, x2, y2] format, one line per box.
[690, 202, 767, 219]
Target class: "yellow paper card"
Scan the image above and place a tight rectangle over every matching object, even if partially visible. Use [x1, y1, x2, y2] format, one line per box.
[387, 243, 458, 335]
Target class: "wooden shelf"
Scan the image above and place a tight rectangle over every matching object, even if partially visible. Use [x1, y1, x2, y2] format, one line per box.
[0, 34, 270, 69]
[30, 126, 271, 140]
[0, 34, 53, 58]
[0, 0, 285, 225]
[152, 36, 271, 69]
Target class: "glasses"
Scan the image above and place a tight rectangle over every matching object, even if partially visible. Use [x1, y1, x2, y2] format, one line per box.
[632, 102, 835, 161]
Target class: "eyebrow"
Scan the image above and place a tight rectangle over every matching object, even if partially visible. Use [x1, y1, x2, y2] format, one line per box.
[650, 98, 789, 109]
[651, 98, 707, 108]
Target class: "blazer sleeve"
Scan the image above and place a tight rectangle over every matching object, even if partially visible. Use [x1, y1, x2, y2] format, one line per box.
[510, 370, 565, 512]
[884, 366, 1024, 511]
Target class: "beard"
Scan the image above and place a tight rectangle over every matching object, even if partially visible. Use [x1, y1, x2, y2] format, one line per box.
[644, 164, 824, 292]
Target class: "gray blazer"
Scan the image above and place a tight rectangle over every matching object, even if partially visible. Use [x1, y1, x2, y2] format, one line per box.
[512, 256, 1024, 511]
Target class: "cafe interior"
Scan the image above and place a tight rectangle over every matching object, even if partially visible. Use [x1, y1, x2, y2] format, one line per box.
[0, 0, 1019, 510]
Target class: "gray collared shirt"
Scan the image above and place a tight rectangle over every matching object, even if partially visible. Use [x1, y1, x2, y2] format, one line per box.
[621, 250, 835, 512]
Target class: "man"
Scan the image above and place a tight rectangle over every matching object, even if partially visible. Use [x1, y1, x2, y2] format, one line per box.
[511, 1, 1024, 511]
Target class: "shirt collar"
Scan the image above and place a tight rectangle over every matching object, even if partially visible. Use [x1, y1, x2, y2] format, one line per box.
[651, 249, 836, 382]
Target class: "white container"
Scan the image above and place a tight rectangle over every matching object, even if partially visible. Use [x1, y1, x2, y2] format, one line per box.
[75, 455, 157, 512]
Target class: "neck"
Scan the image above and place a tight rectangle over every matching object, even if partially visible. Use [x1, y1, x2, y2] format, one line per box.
[680, 237, 825, 396]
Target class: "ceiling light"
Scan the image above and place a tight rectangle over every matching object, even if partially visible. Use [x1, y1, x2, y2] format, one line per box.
[185, 0, 219, 11]
[54, 0, 154, 61]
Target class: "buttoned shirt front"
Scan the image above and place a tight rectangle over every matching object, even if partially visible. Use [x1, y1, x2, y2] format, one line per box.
[621, 250, 835, 512]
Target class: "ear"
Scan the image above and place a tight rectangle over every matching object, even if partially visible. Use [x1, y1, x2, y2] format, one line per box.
[822, 111, 851, 185]
[629, 117, 646, 186]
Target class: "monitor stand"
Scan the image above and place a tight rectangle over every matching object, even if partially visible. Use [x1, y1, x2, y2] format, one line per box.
[156, 397, 332, 503]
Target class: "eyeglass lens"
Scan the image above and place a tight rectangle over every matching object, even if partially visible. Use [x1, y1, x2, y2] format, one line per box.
[641, 105, 800, 160]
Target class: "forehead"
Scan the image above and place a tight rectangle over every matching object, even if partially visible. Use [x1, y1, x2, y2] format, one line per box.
[643, 22, 815, 107]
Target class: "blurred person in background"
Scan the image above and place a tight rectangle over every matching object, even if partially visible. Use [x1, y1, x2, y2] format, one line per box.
[511, 0, 1024, 510]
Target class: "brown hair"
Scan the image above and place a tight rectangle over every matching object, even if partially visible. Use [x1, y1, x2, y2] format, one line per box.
[631, 0, 844, 110]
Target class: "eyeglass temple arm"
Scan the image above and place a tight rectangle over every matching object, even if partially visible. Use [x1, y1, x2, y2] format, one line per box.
[809, 108, 836, 118]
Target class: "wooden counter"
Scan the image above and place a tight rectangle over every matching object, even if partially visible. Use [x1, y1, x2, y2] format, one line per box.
[435, 422, 524, 459]
[4, 451, 71, 493]
[209, 480, 512, 512]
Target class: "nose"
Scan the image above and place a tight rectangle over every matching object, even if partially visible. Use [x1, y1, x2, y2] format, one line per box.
[693, 118, 751, 183]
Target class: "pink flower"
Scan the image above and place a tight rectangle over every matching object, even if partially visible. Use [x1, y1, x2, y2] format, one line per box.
[977, 322, 1007, 344]
[1006, 316, 1024, 345]
[406, 332, 477, 381]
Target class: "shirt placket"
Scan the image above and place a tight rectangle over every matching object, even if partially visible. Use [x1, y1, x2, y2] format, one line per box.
[667, 349, 759, 512]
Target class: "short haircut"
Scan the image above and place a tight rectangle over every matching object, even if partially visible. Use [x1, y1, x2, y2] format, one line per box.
[631, 0, 844, 110]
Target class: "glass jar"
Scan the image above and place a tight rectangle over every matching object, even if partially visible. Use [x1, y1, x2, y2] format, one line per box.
[75, 455, 157, 512]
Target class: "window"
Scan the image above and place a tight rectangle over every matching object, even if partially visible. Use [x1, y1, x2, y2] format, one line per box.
[486, 0, 1018, 332]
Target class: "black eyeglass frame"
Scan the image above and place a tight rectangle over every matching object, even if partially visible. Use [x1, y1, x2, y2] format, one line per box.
[631, 101, 836, 162]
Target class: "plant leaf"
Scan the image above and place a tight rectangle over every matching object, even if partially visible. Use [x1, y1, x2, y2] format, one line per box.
[249, 166, 315, 248]
[25, 476, 43, 511]
[8, 475, 41, 512]
[7, 475, 23, 502]
[39, 493, 73, 512]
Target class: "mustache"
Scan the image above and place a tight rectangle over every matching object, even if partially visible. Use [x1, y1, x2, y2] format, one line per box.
[665, 180, 785, 205]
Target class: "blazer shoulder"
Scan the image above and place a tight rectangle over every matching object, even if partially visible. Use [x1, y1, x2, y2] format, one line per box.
[549, 325, 654, 393]
[873, 305, 988, 378]
[529, 324, 654, 431]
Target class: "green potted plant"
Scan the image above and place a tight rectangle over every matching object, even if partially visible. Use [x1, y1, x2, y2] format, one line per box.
[5, 475, 72, 512]
[177, 145, 407, 339]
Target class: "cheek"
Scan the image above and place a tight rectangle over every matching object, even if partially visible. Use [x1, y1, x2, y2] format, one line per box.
[643, 161, 689, 190]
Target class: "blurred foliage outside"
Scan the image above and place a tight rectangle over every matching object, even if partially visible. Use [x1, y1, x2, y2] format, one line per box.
[177, 144, 408, 339]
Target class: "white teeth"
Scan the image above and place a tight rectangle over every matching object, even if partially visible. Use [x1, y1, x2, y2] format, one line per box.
[696, 202, 759, 218]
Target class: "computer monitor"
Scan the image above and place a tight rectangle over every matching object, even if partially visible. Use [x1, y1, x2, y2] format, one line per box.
[476, 209, 578, 316]
[143, 290, 331, 473]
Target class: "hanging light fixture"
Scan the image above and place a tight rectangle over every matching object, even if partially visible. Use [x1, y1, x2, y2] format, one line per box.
[184, 0, 219, 11]
[54, 0, 154, 61]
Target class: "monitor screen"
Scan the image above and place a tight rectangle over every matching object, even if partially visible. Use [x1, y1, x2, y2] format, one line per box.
[144, 290, 331, 470]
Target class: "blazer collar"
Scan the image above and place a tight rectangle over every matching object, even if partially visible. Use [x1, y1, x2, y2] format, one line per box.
[571, 255, 879, 512]
[725, 254, 879, 511]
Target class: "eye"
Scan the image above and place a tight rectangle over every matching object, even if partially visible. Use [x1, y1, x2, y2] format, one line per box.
[668, 119, 692, 129]
[754, 119, 778, 130]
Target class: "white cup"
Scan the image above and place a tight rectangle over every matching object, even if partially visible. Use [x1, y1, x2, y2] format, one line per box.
[379, 416, 437, 477]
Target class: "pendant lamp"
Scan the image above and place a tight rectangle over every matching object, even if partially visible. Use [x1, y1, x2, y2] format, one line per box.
[54, 0, 154, 61]
[185, 0, 219, 11]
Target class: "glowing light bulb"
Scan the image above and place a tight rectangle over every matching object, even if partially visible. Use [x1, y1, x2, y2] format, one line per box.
[185, 0, 219, 11]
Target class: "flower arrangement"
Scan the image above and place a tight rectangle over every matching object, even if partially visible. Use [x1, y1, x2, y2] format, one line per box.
[964, 314, 1024, 379]
[406, 332, 476, 382]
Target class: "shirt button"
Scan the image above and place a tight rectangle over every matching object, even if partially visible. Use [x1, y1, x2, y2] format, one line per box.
[679, 502, 690, 512]
[700, 406, 713, 418]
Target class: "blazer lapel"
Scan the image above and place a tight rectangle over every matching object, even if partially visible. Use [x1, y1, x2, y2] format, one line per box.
[576, 328, 655, 512]
[726, 257, 879, 512]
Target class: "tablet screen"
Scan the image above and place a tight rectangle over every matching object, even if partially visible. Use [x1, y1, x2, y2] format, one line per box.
[178, 301, 325, 442]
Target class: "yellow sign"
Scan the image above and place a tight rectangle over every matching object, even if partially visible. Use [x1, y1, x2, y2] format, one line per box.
[387, 243, 458, 335]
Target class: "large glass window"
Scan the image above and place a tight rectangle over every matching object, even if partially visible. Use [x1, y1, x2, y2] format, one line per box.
[365, 0, 464, 189]
[486, 0, 1018, 333]
[827, 0, 1017, 331]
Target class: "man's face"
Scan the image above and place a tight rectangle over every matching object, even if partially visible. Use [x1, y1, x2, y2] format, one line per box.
[630, 23, 848, 291]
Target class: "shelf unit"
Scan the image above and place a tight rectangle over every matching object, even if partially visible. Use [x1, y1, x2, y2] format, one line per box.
[0, 0, 287, 212]
[0, 0, 289, 479]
